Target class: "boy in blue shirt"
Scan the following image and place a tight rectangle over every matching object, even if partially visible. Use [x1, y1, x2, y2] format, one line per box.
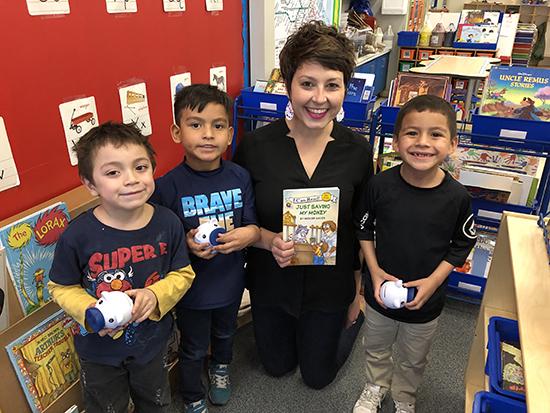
[354, 95, 477, 413]
[151, 84, 259, 413]
[49, 122, 196, 413]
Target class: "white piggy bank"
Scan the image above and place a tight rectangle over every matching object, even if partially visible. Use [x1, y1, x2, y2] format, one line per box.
[380, 280, 416, 309]
[85, 291, 133, 333]
[194, 218, 226, 246]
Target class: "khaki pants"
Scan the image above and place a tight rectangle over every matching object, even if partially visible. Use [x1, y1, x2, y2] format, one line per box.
[363, 304, 439, 404]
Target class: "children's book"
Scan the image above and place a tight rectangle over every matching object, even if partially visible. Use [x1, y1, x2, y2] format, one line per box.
[390, 73, 450, 107]
[501, 340, 525, 394]
[479, 66, 550, 121]
[5, 309, 80, 413]
[455, 226, 497, 278]
[346, 77, 367, 103]
[0, 202, 70, 315]
[282, 187, 339, 266]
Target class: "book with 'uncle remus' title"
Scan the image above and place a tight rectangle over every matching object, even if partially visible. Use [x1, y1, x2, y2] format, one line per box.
[282, 187, 339, 266]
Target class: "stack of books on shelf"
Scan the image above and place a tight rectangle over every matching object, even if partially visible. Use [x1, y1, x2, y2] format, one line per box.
[253, 68, 287, 95]
[511, 23, 537, 66]
[444, 147, 544, 207]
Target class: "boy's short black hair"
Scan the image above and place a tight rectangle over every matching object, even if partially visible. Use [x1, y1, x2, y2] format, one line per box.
[279, 20, 356, 93]
[394, 95, 457, 139]
[75, 121, 156, 184]
[173, 84, 233, 126]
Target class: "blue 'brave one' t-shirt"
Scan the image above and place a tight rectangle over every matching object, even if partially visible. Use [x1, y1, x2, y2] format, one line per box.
[151, 160, 257, 310]
[49, 205, 190, 366]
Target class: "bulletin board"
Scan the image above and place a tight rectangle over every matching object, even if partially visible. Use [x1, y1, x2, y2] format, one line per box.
[0, 1, 245, 222]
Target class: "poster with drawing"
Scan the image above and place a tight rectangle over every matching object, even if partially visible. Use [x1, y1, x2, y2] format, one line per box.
[170, 72, 192, 122]
[106, 0, 137, 13]
[59, 97, 98, 166]
[163, 0, 186, 12]
[118, 82, 152, 136]
[210, 66, 227, 92]
[26, 0, 70, 16]
[0, 202, 70, 315]
[6, 310, 80, 413]
[206, 0, 223, 11]
[0, 117, 20, 193]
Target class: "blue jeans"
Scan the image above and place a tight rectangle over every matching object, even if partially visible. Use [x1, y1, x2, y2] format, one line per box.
[176, 300, 240, 403]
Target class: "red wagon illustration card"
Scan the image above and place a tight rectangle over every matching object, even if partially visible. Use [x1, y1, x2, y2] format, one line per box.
[59, 96, 99, 166]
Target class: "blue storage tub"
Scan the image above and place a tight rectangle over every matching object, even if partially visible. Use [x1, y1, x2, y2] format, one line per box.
[472, 391, 526, 413]
[486, 317, 525, 401]
[397, 31, 419, 47]
[378, 103, 400, 135]
[471, 113, 550, 152]
[238, 87, 375, 129]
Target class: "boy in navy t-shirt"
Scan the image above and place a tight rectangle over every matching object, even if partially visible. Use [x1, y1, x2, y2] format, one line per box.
[151, 84, 259, 413]
[49, 122, 196, 413]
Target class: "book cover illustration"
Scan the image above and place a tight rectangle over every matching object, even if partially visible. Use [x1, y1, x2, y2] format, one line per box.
[480, 66, 550, 121]
[501, 340, 525, 394]
[282, 187, 339, 266]
[0, 202, 70, 315]
[6, 310, 80, 413]
[455, 226, 496, 278]
[391, 73, 450, 107]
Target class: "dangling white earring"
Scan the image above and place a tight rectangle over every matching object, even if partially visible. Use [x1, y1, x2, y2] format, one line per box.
[336, 107, 345, 122]
[285, 101, 294, 121]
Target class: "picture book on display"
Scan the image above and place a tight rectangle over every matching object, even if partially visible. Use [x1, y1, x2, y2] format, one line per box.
[480, 66, 550, 121]
[501, 340, 525, 395]
[390, 73, 450, 107]
[282, 187, 339, 266]
[0, 202, 70, 315]
[6, 309, 80, 413]
[455, 226, 497, 278]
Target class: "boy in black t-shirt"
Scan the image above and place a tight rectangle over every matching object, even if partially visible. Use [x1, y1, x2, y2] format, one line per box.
[49, 122, 196, 413]
[353, 96, 477, 413]
[151, 84, 259, 413]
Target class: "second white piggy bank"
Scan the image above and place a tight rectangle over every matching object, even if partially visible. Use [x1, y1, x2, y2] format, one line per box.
[194, 218, 226, 246]
[380, 280, 416, 309]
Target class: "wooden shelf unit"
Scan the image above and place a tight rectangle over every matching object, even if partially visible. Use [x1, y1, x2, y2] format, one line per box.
[464, 212, 550, 412]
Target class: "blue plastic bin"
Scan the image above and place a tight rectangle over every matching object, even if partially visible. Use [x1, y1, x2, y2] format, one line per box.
[471, 113, 550, 152]
[378, 103, 400, 135]
[238, 87, 375, 129]
[397, 31, 419, 47]
[472, 391, 526, 413]
[486, 317, 525, 401]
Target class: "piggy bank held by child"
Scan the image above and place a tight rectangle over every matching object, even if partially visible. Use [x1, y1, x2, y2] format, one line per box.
[194, 218, 226, 246]
[85, 291, 133, 333]
[380, 280, 417, 309]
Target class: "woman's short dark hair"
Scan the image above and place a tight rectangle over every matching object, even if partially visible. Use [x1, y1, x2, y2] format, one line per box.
[279, 21, 356, 93]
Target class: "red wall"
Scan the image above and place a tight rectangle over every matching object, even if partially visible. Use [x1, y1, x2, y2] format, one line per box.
[0, 2, 244, 221]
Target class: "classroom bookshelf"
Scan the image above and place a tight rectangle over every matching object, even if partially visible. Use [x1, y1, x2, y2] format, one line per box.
[463, 212, 550, 412]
